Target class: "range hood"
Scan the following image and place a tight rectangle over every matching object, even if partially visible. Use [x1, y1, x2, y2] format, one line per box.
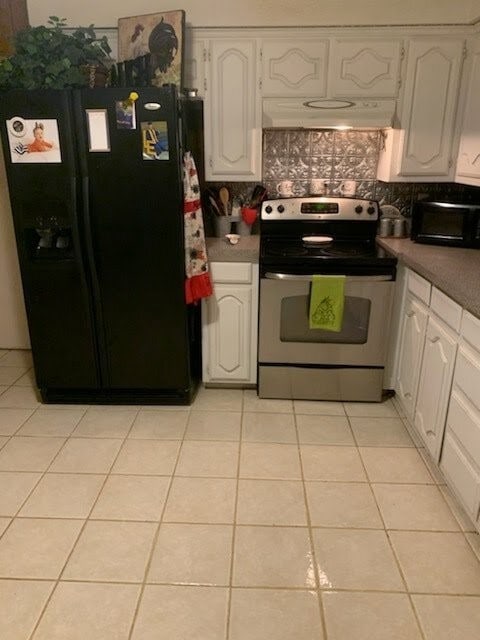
[263, 98, 396, 129]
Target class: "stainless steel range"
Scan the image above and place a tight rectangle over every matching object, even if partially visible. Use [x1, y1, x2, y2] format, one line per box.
[258, 196, 397, 401]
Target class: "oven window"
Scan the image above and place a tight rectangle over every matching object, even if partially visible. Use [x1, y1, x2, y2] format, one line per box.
[280, 295, 370, 344]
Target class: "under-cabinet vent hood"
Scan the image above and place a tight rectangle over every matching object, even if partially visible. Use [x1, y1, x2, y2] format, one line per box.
[263, 98, 397, 129]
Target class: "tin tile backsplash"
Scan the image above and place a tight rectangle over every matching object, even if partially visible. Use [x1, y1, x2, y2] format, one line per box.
[263, 129, 382, 200]
[261, 128, 480, 215]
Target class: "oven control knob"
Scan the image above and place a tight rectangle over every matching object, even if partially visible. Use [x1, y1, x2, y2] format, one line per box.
[265, 205, 273, 214]
[355, 205, 363, 214]
[367, 206, 376, 215]
[277, 205, 285, 213]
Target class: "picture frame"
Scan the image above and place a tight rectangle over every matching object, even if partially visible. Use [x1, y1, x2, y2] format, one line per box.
[118, 10, 185, 90]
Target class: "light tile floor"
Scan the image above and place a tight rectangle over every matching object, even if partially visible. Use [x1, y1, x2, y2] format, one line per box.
[0, 350, 479, 639]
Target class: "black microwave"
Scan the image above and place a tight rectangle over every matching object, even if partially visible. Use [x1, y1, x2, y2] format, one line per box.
[411, 201, 480, 248]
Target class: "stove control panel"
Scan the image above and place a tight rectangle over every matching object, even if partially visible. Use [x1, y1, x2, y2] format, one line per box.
[261, 197, 379, 221]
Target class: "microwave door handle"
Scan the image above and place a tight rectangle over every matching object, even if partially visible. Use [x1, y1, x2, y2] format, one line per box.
[264, 272, 394, 282]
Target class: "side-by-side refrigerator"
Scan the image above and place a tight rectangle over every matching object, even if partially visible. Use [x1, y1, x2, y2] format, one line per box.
[0, 85, 204, 404]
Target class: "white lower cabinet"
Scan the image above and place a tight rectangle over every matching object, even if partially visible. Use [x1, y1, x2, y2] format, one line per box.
[396, 294, 429, 420]
[202, 262, 259, 385]
[414, 315, 457, 461]
[440, 339, 480, 528]
[392, 271, 480, 532]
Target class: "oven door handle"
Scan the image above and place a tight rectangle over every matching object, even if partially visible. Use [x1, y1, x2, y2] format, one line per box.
[264, 272, 394, 282]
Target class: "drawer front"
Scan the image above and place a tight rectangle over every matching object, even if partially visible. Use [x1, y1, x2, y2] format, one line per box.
[461, 311, 480, 353]
[440, 431, 480, 519]
[430, 287, 462, 333]
[211, 262, 252, 284]
[407, 269, 431, 305]
[454, 346, 480, 413]
[447, 391, 480, 469]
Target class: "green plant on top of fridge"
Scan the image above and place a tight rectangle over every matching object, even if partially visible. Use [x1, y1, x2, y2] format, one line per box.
[0, 16, 112, 90]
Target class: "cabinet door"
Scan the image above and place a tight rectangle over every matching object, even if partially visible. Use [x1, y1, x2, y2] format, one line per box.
[414, 316, 457, 461]
[205, 284, 252, 382]
[329, 39, 402, 98]
[205, 39, 261, 180]
[396, 295, 428, 419]
[400, 38, 464, 176]
[456, 37, 480, 185]
[261, 38, 328, 97]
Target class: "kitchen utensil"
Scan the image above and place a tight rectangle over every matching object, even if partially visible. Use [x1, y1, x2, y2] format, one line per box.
[209, 195, 221, 216]
[250, 185, 267, 208]
[231, 197, 241, 220]
[219, 186, 230, 216]
[225, 233, 240, 245]
[241, 207, 258, 225]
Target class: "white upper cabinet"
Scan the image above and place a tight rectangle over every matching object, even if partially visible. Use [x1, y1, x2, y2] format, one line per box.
[261, 39, 328, 97]
[399, 38, 464, 177]
[456, 35, 480, 186]
[328, 38, 403, 98]
[204, 38, 261, 181]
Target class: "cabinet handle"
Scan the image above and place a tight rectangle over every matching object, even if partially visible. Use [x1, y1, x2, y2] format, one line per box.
[406, 310, 415, 318]
[428, 336, 440, 344]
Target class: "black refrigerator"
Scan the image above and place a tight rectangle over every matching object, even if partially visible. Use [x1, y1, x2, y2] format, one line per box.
[0, 85, 204, 404]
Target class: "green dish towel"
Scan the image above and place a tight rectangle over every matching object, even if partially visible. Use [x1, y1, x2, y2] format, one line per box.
[309, 275, 346, 332]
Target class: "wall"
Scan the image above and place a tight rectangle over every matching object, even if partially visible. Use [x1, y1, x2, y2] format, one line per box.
[27, 0, 477, 28]
[0, 149, 30, 348]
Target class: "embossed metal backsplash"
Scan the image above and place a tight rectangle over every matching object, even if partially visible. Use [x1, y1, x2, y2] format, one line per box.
[260, 128, 480, 216]
[263, 129, 381, 201]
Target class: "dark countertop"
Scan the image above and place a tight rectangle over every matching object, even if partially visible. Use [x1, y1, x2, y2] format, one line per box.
[206, 235, 260, 263]
[377, 237, 480, 319]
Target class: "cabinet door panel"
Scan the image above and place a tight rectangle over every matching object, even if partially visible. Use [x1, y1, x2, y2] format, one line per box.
[396, 296, 428, 419]
[414, 316, 457, 461]
[329, 39, 402, 98]
[441, 431, 480, 521]
[206, 39, 260, 180]
[401, 39, 464, 176]
[456, 37, 480, 184]
[207, 284, 252, 382]
[261, 39, 328, 97]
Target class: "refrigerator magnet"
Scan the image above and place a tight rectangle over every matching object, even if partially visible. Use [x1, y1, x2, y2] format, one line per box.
[141, 120, 169, 160]
[115, 96, 137, 130]
[6, 118, 62, 163]
[86, 109, 111, 152]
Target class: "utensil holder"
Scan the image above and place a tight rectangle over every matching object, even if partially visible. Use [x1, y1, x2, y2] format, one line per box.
[237, 219, 252, 236]
[213, 217, 231, 238]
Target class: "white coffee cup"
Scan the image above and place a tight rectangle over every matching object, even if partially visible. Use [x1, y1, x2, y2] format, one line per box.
[310, 179, 328, 196]
[277, 180, 294, 197]
[339, 180, 356, 197]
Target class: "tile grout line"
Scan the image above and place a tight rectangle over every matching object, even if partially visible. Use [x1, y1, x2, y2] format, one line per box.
[224, 390, 245, 640]
[347, 411, 429, 640]
[125, 405, 191, 640]
[293, 406, 330, 640]
[0, 405, 90, 543]
[25, 406, 142, 640]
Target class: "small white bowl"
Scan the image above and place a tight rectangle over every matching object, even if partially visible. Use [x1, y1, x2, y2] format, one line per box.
[225, 233, 240, 245]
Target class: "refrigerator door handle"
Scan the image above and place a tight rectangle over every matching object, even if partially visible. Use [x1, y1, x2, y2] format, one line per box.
[80, 175, 110, 382]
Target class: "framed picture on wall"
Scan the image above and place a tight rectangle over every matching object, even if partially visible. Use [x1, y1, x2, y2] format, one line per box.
[118, 10, 185, 89]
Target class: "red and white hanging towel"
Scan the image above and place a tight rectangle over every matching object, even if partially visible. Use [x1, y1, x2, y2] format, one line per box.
[183, 151, 213, 304]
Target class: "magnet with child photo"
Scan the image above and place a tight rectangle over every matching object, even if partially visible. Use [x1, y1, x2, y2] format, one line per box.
[6, 118, 61, 163]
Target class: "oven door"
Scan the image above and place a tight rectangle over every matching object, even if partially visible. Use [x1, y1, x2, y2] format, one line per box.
[259, 272, 395, 367]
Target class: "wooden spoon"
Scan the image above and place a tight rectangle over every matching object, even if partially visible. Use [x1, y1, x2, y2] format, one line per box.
[219, 186, 230, 216]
